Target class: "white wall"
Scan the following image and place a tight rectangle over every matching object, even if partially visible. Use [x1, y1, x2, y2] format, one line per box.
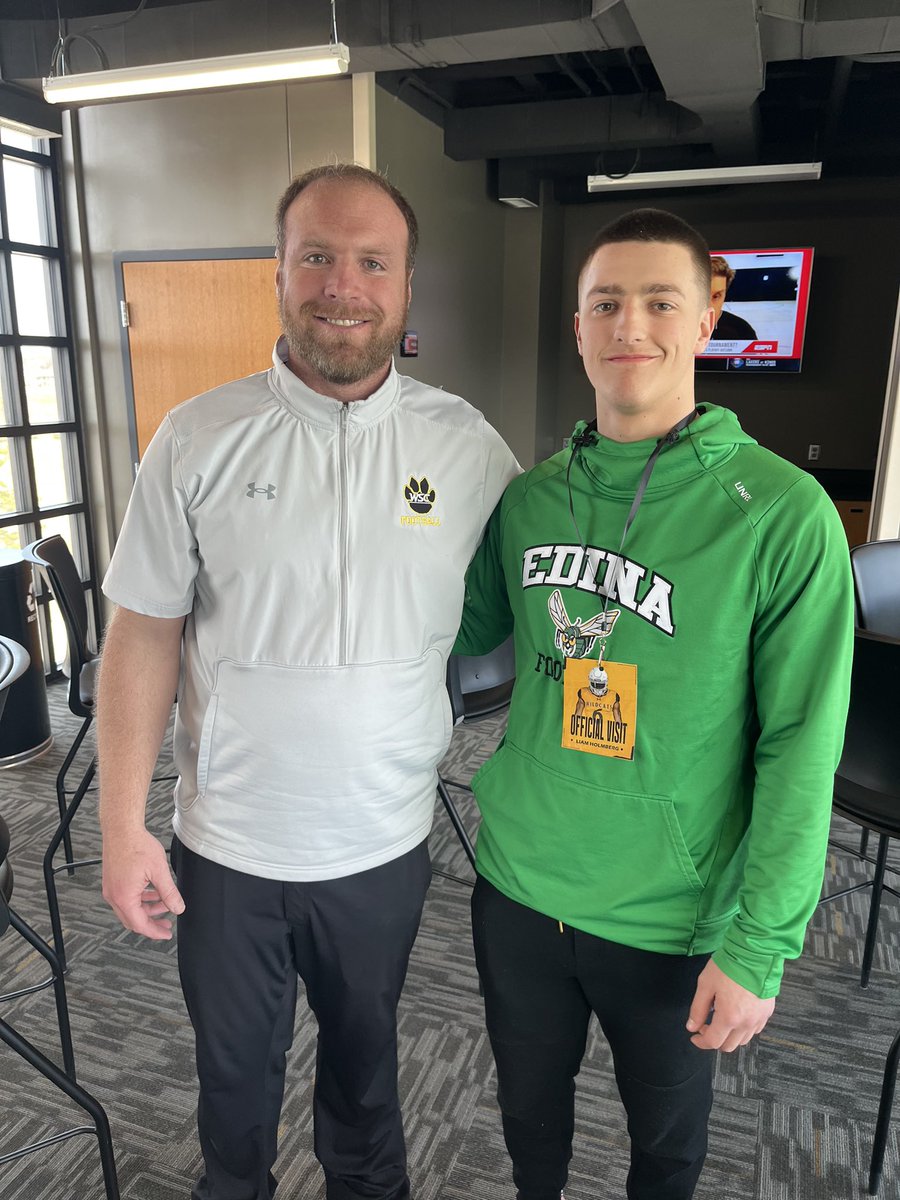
[871, 289, 900, 540]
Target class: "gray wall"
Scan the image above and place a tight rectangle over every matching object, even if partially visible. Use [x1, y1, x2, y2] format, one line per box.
[554, 176, 900, 472]
[374, 88, 507, 435]
[497, 191, 566, 467]
[62, 79, 354, 570]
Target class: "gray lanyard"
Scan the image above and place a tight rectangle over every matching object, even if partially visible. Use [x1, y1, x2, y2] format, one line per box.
[565, 409, 697, 656]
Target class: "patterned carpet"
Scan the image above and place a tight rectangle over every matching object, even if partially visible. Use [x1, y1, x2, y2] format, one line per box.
[2, 681, 900, 1199]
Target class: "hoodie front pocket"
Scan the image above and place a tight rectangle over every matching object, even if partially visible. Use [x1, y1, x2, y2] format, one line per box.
[473, 741, 704, 945]
[185, 654, 448, 869]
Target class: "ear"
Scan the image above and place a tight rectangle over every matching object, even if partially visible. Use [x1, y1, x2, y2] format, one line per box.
[695, 304, 715, 355]
[574, 310, 584, 358]
[407, 268, 414, 306]
[275, 260, 283, 298]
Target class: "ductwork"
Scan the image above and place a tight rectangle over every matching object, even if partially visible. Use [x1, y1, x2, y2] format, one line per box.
[0, 1, 635, 82]
[445, 93, 702, 161]
[0, 0, 897, 176]
[624, 0, 763, 159]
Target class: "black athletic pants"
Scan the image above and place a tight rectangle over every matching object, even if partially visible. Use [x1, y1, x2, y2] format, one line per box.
[171, 836, 431, 1200]
[471, 876, 714, 1200]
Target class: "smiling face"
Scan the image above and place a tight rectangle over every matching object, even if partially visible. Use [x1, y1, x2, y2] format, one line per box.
[574, 240, 714, 441]
[275, 178, 412, 401]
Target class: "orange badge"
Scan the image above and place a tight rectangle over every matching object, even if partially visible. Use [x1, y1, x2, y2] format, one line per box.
[562, 658, 637, 761]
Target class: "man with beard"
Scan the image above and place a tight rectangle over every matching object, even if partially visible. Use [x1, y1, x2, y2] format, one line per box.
[97, 163, 518, 1200]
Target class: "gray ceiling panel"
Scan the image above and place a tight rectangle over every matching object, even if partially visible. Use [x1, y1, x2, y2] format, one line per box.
[1, 0, 898, 198]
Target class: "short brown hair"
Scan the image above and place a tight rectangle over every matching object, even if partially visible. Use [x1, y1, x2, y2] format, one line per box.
[578, 208, 712, 303]
[274, 163, 419, 272]
[709, 255, 736, 288]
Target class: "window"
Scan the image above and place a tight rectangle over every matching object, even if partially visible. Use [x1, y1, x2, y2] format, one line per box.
[0, 125, 99, 671]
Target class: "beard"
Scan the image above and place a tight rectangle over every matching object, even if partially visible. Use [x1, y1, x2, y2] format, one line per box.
[279, 297, 408, 387]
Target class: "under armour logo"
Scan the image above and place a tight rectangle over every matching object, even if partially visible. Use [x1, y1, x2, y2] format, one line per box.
[246, 482, 277, 500]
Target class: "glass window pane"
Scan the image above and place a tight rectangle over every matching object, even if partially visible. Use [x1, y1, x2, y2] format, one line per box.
[0, 439, 12, 514]
[0, 254, 11, 336]
[0, 522, 27, 553]
[49, 597, 68, 671]
[22, 346, 71, 423]
[0, 348, 21, 425]
[11, 253, 63, 336]
[38, 512, 85, 578]
[0, 436, 29, 515]
[35, 595, 68, 674]
[32, 431, 79, 507]
[3, 158, 55, 246]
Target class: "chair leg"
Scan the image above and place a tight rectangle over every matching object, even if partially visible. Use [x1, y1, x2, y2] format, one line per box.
[869, 1028, 900, 1194]
[44, 755, 97, 973]
[860, 829, 871, 859]
[7, 907, 76, 1080]
[861, 835, 890, 989]
[55, 716, 93, 874]
[0, 1018, 119, 1199]
[437, 778, 477, 869]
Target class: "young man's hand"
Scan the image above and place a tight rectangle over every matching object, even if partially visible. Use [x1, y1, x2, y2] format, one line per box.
[686, 959, 775, 1052]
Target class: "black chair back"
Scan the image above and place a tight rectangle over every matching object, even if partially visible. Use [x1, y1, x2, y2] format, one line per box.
[835, 628, 900, 818]
[449, 635, 515, 722]
[851, 539, 900, 638]
[23, 536, 94, 719]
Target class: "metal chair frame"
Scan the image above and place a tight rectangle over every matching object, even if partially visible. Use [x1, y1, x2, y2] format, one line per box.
[0, 640, 119, 1195]
[23, 535, 174, 971]
[437, 637, 515, 872]
[1, 837, 119, 1195]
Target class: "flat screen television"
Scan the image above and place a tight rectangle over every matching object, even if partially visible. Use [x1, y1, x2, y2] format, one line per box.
[696, 247, 814, 374]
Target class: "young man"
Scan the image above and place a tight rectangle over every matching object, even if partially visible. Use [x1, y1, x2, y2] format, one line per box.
[98, 163, 518, 1200]
[708, 254, 757, 342]
[456, 208, 853, 1200]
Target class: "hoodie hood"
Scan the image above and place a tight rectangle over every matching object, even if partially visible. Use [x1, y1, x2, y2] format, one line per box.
[570, 404, 757, 498]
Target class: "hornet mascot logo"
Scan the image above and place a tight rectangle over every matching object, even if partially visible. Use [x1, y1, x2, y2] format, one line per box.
[404, 475, 436, 514]
[548, 589, 619, 659]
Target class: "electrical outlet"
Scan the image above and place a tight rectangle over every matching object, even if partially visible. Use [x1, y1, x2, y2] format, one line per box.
[808, 444, 820, 461]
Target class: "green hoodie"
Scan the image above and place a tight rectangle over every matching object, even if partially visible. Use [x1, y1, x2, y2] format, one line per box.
[455, 404, 853, 998]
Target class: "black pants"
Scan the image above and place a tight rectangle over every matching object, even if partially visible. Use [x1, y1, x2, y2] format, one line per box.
[171, 836, 431, 1200]
[471, 876, 714, 1200]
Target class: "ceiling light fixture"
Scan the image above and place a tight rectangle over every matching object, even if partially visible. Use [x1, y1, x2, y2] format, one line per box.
[42, 43, 350, 105]
[586, 162, 822, 192]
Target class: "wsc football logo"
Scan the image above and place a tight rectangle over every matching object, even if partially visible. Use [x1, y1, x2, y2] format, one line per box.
[404, 475, 436, 514]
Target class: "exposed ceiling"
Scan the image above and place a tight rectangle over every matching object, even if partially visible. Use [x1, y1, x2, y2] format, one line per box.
[1, 0, 899, 203]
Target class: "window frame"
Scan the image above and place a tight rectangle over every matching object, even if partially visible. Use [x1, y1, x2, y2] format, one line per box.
[0, 129, 101, 673]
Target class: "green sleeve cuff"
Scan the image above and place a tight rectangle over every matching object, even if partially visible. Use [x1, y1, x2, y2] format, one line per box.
[711, 946, 783, 1000]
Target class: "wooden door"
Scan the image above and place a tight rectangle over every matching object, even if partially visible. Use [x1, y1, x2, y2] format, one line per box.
[122, 257, 282, 457]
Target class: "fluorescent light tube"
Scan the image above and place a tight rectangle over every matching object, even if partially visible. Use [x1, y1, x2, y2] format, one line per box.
[587, 162, 822, 192]
[43, 43, 349, 104]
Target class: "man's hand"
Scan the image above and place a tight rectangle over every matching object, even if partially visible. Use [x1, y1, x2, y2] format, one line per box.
[686, 959, 775, 1052]
[102, 827, 185, 939]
